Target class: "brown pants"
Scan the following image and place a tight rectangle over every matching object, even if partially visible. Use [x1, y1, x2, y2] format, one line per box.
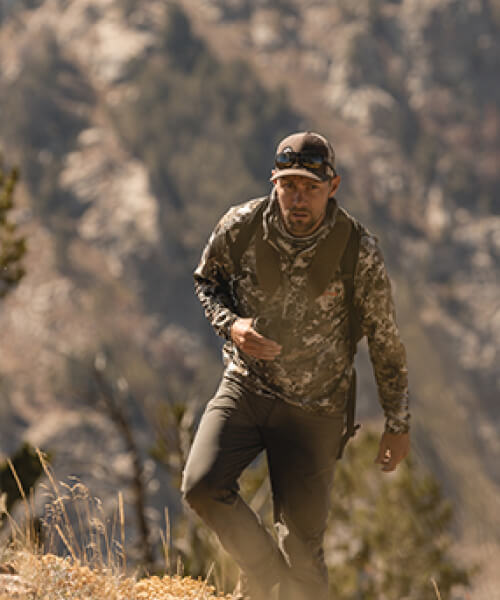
[181, 377, 344, 600]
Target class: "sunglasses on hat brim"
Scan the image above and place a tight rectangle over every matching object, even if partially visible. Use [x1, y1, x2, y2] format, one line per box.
[275, 151, 336, 176]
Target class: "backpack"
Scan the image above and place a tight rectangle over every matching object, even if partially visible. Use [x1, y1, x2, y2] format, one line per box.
[228, 197, 363, 459]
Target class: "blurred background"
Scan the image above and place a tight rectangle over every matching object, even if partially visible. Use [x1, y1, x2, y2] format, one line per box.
[0, 0, 499, 598]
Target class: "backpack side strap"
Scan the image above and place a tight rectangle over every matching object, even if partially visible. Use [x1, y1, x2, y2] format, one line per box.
[337, 211, 362, 460]
[340, 211, 363, 355]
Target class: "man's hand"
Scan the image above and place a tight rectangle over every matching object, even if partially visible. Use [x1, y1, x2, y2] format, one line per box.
[375, 431, 410, 472]
[231, 317, 282, 360]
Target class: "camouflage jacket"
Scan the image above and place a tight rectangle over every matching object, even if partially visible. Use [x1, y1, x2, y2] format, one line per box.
[194, 193, 410, 433]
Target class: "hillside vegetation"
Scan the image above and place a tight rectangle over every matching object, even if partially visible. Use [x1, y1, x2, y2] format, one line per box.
[0, 0, 499, 598]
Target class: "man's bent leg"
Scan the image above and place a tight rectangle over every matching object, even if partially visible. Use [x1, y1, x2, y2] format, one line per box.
[181, 378, 286, 596]
[265, 404, 344, 600]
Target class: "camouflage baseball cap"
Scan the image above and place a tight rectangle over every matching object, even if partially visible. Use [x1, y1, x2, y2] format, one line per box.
[271, 131, 336, 182]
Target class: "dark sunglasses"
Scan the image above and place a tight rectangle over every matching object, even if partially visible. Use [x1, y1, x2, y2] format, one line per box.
[275, 151, 335, 175]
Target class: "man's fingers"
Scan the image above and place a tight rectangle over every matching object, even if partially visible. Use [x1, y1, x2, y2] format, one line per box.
[244, 330, 281, 352]
[379, 449, 406, 472]
[382, 452, 403, 472]
[250, 331, 281, 350]
[230, 318, 282, 359]
[374, 446, 389, 465]
[375, 448, 398, 471]
[239, 333, 282, 359]
[375, 431, 410, 472]
[382, 450, 399, 473]
[242, 345, 280, 359]
[245, 345, 281, 360]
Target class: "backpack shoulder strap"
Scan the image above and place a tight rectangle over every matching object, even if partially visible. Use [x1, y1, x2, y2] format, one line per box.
[228, 197, 268, 272]
[306, 208, 352, 301]
[229, 196, 283, 297]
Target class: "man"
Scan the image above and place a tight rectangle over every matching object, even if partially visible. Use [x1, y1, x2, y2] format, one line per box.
[182, 131, 410, 600]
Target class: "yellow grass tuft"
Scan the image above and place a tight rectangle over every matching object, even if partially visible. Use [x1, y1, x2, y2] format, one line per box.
[1, 551, 232, 599]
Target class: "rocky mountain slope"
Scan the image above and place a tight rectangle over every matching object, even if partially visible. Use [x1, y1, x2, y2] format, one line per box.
[0, 0, 499, 596]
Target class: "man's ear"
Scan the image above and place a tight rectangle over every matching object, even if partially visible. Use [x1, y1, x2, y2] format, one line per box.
[329, 174, 341, 196]
[270, 172, 282, 192]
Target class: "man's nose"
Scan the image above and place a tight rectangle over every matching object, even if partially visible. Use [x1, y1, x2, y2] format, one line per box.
[291, 190, 307, 206]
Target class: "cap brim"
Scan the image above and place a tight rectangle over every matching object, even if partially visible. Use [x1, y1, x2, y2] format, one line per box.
[270, 168, 325, 182]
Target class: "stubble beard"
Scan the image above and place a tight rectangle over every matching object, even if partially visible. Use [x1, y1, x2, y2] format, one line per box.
[284, 211, 323, 237]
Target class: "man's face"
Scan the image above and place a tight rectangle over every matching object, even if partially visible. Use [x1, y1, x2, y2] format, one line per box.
[272, 174, 340, 237]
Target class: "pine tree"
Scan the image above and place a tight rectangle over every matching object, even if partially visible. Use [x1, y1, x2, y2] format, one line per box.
[0, 157, 37, 535]
[327, 431, 472, 600]
[0, 156, 25, 298]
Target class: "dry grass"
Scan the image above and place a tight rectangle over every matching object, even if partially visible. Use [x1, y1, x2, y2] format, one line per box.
[1, 552, 231, 599]
[0, 452, 232, 600]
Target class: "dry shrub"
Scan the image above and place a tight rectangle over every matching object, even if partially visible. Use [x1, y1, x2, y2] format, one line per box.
[8, 552, 230, 600]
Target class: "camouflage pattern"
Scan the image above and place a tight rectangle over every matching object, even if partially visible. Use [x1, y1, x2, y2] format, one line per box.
[194, 192, 410, 434]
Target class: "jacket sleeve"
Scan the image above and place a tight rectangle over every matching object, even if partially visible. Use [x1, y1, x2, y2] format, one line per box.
[193, 216, 239, 341]
[354, 233, 410, 434]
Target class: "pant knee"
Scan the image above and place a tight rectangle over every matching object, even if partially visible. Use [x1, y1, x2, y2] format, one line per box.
[182, 474, 209, 512]
[182, 473, 238, 514]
